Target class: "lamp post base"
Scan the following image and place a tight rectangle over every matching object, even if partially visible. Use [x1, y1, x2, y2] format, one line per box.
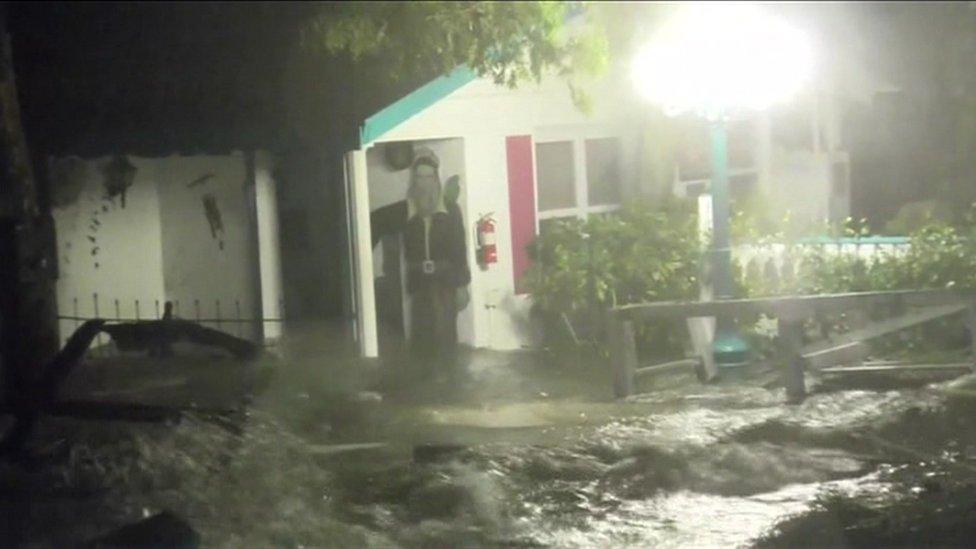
[714, 319, 750, 368]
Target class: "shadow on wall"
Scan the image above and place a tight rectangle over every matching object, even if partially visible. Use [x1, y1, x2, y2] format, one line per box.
[273, 148, 344, 320]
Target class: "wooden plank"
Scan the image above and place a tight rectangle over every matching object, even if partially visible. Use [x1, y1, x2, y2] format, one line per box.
[635, 358, 700, 377]
[821, 363, 973, 374]
[801, 304, 966, 356]
[686, 317, 718, 381]
[617, 289, 976, 323]
[861, 360, 912, 366]
[969, 302, 976, 373]
[307, 442, 388, 456]
[607, 315, 637, 398]
[778, 318, 806, 404]
[619, 320, 638, 398]
[803, 341, 869, 370]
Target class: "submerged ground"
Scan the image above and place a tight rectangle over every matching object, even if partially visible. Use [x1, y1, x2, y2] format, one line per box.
[3, 322, 976, 548]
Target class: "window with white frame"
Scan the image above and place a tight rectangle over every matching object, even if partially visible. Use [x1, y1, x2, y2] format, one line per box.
[534, 135, 623, 234]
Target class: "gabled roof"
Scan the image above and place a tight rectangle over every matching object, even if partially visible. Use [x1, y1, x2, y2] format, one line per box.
[356, 6, 589, 147]
[359, 66, 478, 147]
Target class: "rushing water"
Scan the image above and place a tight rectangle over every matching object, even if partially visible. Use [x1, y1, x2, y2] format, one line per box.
[4, 347, 976, 547]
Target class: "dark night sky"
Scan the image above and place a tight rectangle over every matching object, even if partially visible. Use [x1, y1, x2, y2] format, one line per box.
[8, 2, 973, 228]
[5, 2, 420, 159]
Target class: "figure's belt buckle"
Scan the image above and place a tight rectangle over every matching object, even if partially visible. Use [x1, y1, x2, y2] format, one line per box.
[422, 260, 436, 274]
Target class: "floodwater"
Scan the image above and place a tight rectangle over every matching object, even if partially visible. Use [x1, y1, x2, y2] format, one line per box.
[3, 334, 976, 548]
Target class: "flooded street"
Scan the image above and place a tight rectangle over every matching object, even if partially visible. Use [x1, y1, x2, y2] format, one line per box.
[5, 335, 976, 548]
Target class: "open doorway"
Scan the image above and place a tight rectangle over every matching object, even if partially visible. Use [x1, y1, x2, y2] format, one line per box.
[366, 138, 466, 359]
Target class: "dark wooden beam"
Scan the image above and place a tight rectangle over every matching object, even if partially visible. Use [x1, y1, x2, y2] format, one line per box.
[634, 358, 700, 377]
[616, 289, 976, 322]
[778, 318, 806, 404]
[607, 314, 637, 398]
[801, 304, 966, 357]
[821, 363, 972, 374]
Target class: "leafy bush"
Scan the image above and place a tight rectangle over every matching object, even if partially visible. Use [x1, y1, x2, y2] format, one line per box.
[740, 213, 976, 357]
[528, 194, 976, 361]
[526, 198, 701, 311]
[745, 221, 976, 298]
[525, 198, 702, 358]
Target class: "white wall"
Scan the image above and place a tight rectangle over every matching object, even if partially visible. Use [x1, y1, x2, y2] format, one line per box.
[52, 156, 167, 345]
[754, 91, 851, 226]
[52, 152, 282, 345]
[156, 153, 260, 340]
[372, 67, 643, 350]
[766, 149, 850, 226]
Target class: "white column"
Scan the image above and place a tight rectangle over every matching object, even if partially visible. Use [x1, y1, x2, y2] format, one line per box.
[346, 149, 379, 358]
[254, 152, 284, 342]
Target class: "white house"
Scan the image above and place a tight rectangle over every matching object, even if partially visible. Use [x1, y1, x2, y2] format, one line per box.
[49, 151, 284, 348]
[344, 63, 857, 358]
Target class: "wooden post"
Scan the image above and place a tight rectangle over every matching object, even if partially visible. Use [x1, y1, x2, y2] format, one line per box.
[778, 318, 806, 404]
[608, 313, 637, 398]
[686, 317, 718, 382]
[968, 302, 976, 373]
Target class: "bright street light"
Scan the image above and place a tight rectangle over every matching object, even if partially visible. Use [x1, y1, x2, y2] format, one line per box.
[632, 2, 814, 369]
[632, 2, 814, 119]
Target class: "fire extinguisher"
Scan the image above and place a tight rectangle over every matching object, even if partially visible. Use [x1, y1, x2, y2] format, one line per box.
[477, 213, 497, 268]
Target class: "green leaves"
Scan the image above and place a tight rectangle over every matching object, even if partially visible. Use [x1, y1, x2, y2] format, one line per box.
[525, 199, 701, 359]
[301, 1, 608, 111]
[525, 199, 701, 315]
[742, 214, 976, 299]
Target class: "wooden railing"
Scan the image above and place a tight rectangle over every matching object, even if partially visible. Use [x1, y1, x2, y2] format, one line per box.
[605, 288, 976, 403]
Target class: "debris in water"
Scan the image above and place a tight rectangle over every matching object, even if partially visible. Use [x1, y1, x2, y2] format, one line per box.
[89, 510, 200, 548]
[414, 443, 468, 464]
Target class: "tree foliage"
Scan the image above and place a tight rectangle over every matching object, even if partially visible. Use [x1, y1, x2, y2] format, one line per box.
[301, 1, 609, 111]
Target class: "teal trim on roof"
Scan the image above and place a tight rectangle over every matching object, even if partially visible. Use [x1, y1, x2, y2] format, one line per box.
[359, 66, 478, 147]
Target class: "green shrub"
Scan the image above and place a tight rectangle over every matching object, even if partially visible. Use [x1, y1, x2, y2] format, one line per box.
[745, 221, 976, 298]
[741, 213, 976, 357]
[526, 198, 701, 311]
[525, 198, 702, 358]
[528, 196, 976, 361]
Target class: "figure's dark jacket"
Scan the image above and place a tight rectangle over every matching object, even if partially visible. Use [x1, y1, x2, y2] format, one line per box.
[371, 200, 470, 293]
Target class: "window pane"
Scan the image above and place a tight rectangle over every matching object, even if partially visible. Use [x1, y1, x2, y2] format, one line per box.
[585, 138, 621, 205]
[535, 141, 576, 211]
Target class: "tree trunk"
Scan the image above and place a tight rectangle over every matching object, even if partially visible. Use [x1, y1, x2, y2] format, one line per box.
[0, 9, 60, 411]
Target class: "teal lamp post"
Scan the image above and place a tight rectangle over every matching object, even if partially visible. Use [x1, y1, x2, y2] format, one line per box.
[632, 3, 814, 368]
[707, 121, 749, 365]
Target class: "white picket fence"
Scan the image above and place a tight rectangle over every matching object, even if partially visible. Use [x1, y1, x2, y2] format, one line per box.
[733, 237, 912, 287]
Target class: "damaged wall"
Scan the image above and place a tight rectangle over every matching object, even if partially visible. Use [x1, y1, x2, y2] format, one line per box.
[156, 153, 260, 341]
[51, 156, 167, 340]
[50, 152, 282, 346]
